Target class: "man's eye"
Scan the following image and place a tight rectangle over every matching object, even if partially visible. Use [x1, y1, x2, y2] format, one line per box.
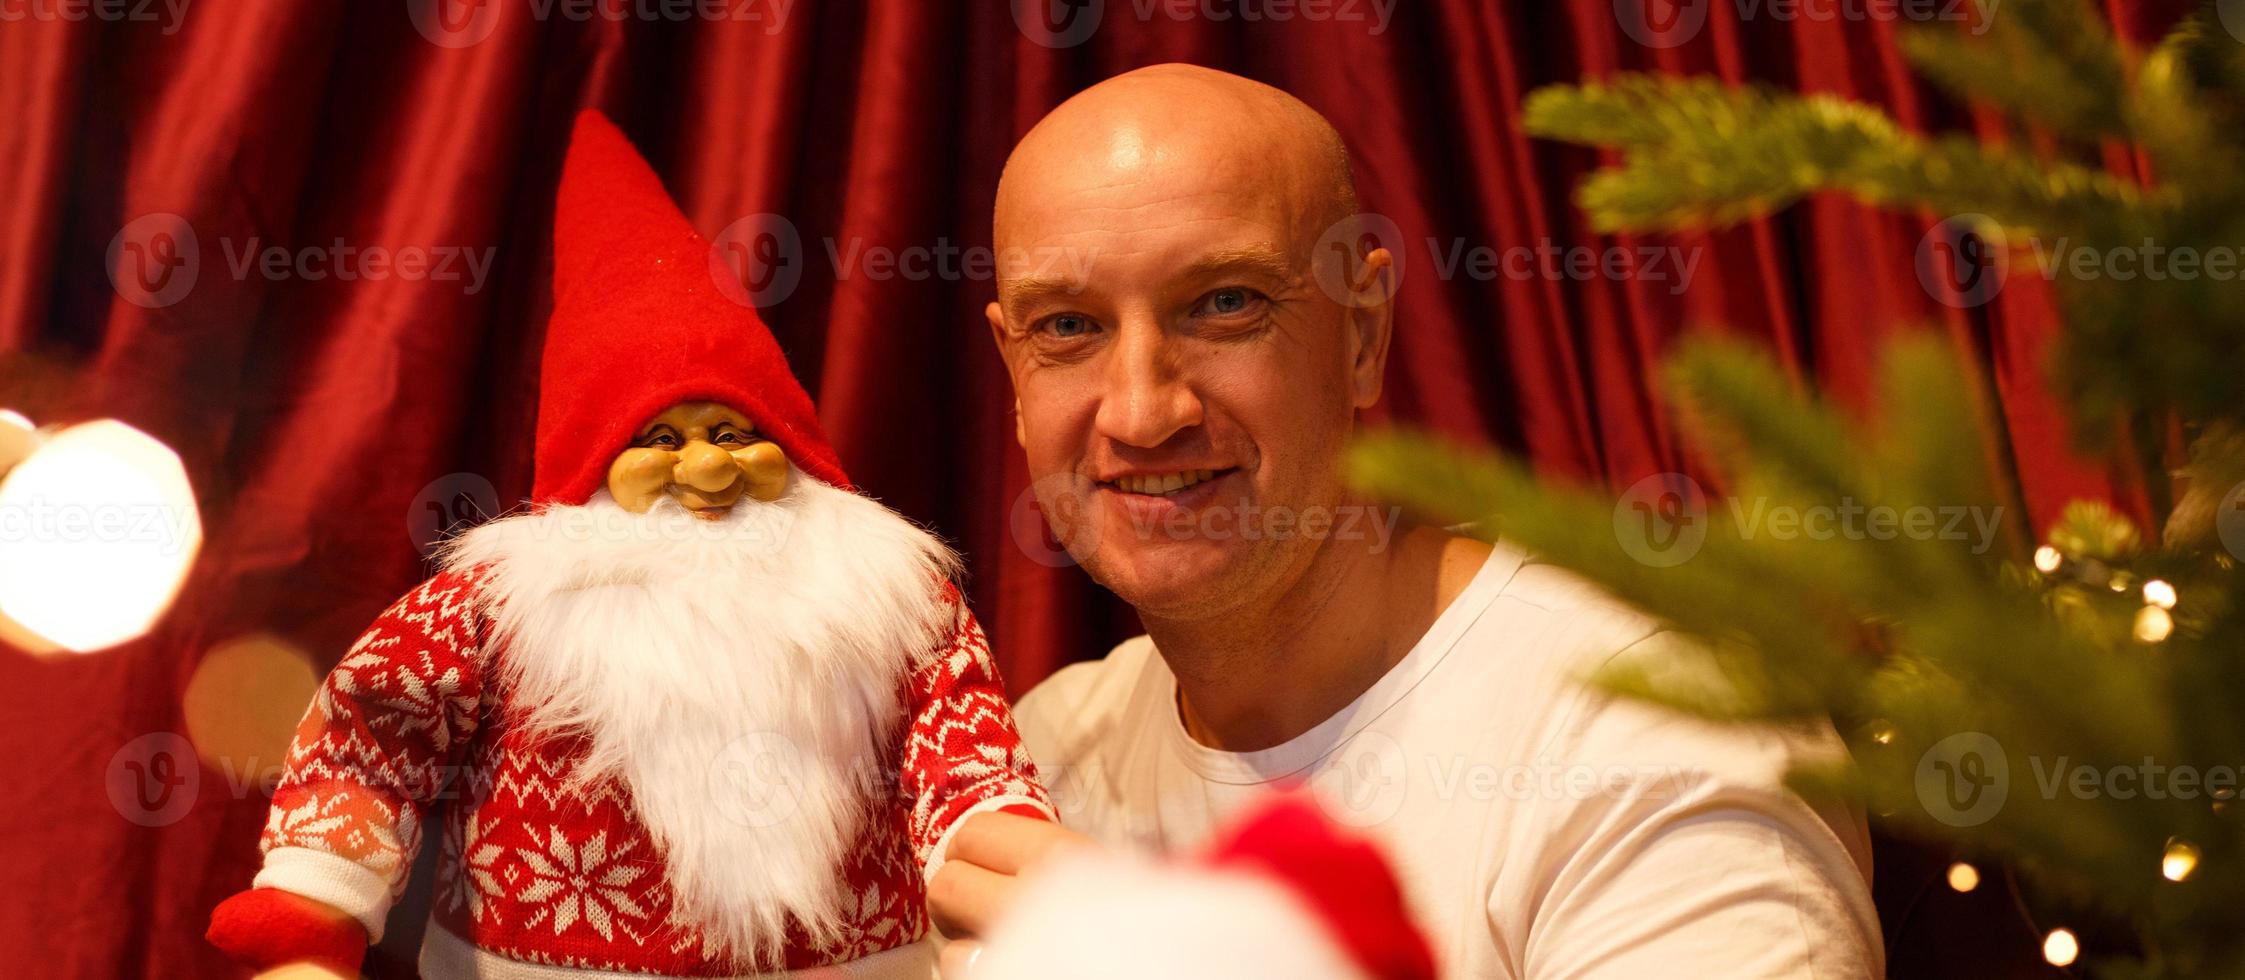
[1040, 314, 1098, 339]
[1194, 287, 1264, 317]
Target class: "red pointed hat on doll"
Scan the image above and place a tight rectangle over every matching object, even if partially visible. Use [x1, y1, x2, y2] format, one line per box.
[534, 109, 849, 506]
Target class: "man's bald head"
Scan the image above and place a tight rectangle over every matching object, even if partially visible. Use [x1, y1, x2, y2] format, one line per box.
[982, 64, 1395, 622]
[994, 64, 1359, 253]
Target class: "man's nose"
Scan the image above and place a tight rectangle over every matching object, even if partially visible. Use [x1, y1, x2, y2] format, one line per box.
[1093, 322, 1203, 448]
[672, 442, 738, 492]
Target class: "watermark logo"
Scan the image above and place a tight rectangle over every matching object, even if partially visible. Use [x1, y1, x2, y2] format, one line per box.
[107, 213, 199, 309]
[1009, 472, 1100, 568]
[407, 0, 501, 47]
[1308, 729, 1407, 829]
[1614, 472, 1708, 567]
[1917, 212, 2009, 308]
[106, 732, 200, 827]
[1012, 0, 1103, 47]
[707, 732, 808, 828]
[409, 472, 502, 557]
[1312, 212, 1408, 307]
[709, 213, 804, 309]
[1916, 731, 2008, 827]
[1613, 0, 1708, 48]
[2219, 479, 2245, 563]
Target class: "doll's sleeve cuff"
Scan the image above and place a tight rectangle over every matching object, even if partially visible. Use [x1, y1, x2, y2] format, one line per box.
[923, 794, 1057, 884]
[252, 845, 396, 942]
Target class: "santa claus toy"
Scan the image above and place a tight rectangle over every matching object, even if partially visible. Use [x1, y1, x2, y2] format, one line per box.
[207, 110, 1051, 978]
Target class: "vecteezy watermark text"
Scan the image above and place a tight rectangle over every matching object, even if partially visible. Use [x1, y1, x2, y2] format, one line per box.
[1918, 213, 2245, 308]
[0, 496, 200, 556]
[107, 213, 498, 309]
[708, 213, 1101, 308]
[1615, 0, 1995, 50]
[1916, 732, 2244, 827]
[0, 0, 190, 33]
[1612, 473, 2005, 567]
[1426, 237, 1703, 295]
[409, 0, 793, 47]
[1012, 0, 1398, 48]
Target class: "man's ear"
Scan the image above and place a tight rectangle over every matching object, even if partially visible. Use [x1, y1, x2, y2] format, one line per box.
[1347, 246, 1396, 409]
[985, 300, 1028, 448]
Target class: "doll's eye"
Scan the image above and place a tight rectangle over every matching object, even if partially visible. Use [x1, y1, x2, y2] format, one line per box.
[639, 427, 681, 449]
[713, 427, 748, 445]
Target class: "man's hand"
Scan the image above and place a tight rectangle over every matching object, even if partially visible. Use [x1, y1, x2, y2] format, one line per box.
[928, 810, 1092, 940]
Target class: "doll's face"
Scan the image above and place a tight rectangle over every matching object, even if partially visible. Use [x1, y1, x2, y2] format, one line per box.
[606, 401, 789, 519]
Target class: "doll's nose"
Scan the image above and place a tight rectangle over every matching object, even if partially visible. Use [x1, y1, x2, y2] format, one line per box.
[673, 442, 739, 492]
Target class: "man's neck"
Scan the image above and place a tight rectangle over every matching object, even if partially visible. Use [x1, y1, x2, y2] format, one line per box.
[1146, 525, 1487, 753]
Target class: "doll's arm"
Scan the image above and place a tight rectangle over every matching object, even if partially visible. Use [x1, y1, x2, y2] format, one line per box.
[899, 588, 1055, 883]
[207, 568, 490, 974]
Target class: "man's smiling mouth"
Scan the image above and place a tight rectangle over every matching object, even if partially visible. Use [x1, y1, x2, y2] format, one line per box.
[1104, 468, 1235, 496]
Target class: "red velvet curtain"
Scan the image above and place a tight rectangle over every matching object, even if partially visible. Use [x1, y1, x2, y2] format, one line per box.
[0, 0, 2176, 975]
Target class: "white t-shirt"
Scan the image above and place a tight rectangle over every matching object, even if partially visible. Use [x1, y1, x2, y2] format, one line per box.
[1013, 544, 1883, 979]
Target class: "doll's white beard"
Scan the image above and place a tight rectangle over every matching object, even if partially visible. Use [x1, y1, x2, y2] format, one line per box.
[438, 473, 958, 966]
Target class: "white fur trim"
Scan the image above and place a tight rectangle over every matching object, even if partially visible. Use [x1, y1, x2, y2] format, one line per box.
[253, 846, 395, 943]
[436, 474, 958, 966]
[974, 849, 1370, 980]
[921, 794, 1056, 885]
[419, 921, 937, 979]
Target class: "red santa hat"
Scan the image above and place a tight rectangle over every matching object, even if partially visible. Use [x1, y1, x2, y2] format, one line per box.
[972, 794, 1438, 980]
[533, 110, 849, 506]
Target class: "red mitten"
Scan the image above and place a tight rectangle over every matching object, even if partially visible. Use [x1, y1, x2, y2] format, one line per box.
[207, 887, 367, 976]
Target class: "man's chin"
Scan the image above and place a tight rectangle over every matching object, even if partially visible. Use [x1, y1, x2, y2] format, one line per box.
[1087, 541, 1261, 621]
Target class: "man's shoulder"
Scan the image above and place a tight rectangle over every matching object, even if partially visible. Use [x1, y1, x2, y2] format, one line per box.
[1013, 635, 1162, 766]
[1462, 550, 1667, 677]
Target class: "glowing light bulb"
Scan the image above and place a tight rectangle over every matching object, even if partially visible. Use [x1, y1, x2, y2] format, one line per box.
[2033, 546, 2062, 573]
[0, 420, 201, 653]
[2162, 839, 2200, 882]
[2142, 579, 2176, 609]
[2134, 606, 2174, 644]
[2042, 928, 2079, 968]
[1946, 862, 1980, 892]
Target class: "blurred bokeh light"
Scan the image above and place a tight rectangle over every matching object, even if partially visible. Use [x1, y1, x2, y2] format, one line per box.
[0, 419, 202, 653]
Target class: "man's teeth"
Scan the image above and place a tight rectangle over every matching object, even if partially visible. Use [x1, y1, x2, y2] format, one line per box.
[1116, 470, 1218, 496]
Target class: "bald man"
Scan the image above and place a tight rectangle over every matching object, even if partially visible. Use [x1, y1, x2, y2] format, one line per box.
[931, 65, 1882, 978]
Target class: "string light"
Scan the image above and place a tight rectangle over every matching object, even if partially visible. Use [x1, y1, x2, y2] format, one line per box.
[1946, 862, 1980, 892]
[2034, 545, 2063, 573]
[2162, 839, 2200, 883]
[2043, 928, 2079, 968]
[2142, 579, 2176, 609]
[2134, 606, 2175, 643]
